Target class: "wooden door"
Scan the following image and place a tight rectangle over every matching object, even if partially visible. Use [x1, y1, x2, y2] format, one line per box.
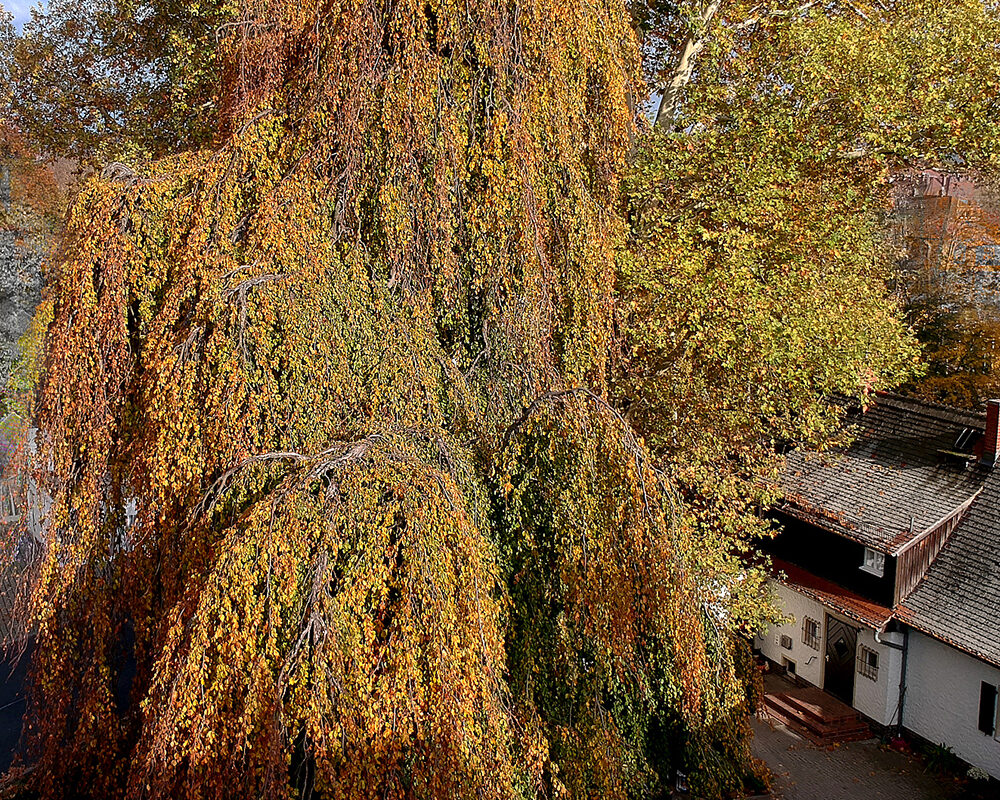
[823, 615, 857, 705]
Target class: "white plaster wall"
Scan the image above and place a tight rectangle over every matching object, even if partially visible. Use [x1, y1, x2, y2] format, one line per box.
[905, 630, 1000, 780]
[754, 582, 827, 689]
[755, 581, 902, 726]
[853, 626, 904, 728]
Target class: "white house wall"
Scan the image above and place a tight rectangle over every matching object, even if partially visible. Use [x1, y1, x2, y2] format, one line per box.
[904, 629, 1000, 780]
[756, 581, 903, 727]
[756, 582, 827, 688]
[854, 625, 904, 728]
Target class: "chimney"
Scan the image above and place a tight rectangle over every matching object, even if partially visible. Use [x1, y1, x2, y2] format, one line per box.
[984, 399, 1000, 466]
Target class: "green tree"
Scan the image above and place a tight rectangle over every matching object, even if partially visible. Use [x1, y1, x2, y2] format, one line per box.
[620, 0, 1000, 540]
[8, 0, 233, 165]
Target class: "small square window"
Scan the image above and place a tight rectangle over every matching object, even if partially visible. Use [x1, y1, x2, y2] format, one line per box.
[858, 646, 879, 680]
[802, 617, 821, 650]
[861, 547, 885, 577]
[780, 634, 793, 650]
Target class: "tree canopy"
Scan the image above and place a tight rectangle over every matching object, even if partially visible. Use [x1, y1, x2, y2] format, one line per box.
[7, 0, 1000, 799]
[618, 0, 999, 532]
[15, 1, 767, 797]
[7, 0, 230, 164]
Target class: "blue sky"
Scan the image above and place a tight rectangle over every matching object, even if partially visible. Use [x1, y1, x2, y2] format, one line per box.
[2, 1, 36, 29]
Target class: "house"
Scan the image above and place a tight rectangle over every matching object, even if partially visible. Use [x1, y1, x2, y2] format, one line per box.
[896, 471, 1000, 779]
[755, 393, 1000, 779]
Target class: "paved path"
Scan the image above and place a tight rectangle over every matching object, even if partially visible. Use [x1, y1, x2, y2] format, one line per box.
[752, 717, 958, 800]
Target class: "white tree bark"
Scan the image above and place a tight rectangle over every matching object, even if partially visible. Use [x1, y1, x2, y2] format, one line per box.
[653, 0, 822, 131]
[654, 0, 724, 130]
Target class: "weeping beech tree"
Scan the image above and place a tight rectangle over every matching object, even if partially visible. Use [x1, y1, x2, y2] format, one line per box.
[13, 1, 768, 798]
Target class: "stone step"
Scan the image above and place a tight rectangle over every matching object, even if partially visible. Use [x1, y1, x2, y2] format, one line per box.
[761, 694, 871, 745]
[780, 691, 859, 726]
[762, 695, 834, 737]
[760, 704, 871, 746]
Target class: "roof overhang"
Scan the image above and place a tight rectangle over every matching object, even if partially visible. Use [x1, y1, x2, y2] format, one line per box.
[771, 558, 894, 629]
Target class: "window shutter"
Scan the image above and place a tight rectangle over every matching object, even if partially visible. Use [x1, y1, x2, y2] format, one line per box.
[978, 682, 997, 735]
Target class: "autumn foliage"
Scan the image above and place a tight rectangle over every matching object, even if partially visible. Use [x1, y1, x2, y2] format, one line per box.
[13, 0, 1000, 798]
[15, 1, 762, 798]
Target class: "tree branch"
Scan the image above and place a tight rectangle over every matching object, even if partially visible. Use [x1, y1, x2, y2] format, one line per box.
[654, 0, 821, 130]
[655, 0, 723, 130]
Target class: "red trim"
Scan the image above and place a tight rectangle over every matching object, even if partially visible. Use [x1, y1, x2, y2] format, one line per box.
[772, 558, 893, 629]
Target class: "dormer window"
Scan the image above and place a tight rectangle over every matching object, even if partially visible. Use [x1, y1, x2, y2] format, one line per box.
[861, 547, 885, 577]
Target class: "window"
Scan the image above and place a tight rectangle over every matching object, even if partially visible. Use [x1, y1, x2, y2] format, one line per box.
[979, 682, 998, 736]
[857, 646, 879, 680]
[780, 634, 793, 651]
[802, 617, 821, 650]
[861, 547, 885, 577]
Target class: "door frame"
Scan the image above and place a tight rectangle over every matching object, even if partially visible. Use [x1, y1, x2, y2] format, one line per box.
[823, 613, 858, 705]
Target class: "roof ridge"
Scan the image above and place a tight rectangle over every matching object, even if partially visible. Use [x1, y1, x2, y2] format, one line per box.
[873, 391, 986, 427]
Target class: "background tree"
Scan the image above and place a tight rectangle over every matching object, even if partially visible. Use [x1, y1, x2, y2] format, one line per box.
[8, 0, 232, 165]
[0, 121, 64, 415]
[1, 10, 14, 105]
[891, 171, 1000, 408]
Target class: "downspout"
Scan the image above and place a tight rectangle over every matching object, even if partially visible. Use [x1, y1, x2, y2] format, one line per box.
[897, 628, 909, 735]
[875, 622, 908, 735]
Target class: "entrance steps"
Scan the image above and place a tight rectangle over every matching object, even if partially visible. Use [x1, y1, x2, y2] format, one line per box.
[761, 686, 872, 745]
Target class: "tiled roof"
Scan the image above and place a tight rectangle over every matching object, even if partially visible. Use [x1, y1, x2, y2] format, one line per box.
[781, 394, 990, 555]
[898, 472, 1000, 669]
[772, 558, 894, 629]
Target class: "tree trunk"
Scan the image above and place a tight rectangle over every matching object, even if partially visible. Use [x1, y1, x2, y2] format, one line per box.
[654, 0, 723, 129]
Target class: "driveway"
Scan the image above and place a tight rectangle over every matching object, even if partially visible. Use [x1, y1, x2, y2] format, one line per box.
[752, 716, 958, 800]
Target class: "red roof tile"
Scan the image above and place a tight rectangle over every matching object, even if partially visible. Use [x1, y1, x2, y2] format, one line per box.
[771, 558, 893, 629]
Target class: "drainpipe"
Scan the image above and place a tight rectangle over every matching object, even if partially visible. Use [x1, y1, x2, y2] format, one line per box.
[897, 628, 909, 735]
[875, 622, 909, 735]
